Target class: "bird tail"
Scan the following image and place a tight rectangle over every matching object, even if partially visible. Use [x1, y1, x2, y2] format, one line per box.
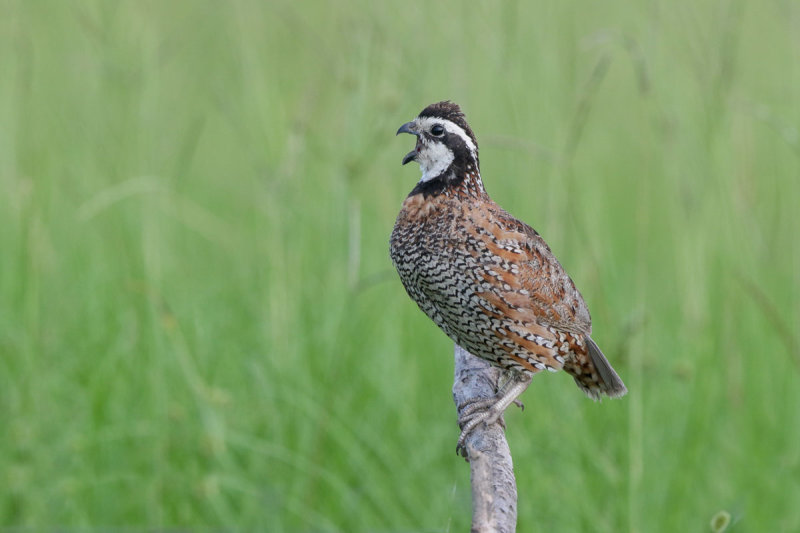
[565, 335, 627, 400]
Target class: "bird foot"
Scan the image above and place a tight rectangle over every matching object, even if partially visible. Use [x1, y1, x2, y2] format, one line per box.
[457, 397, 497, 419]
[454, 373, 532, 458]
[457, 395, 524, 419]
[455, 396, 508, 457]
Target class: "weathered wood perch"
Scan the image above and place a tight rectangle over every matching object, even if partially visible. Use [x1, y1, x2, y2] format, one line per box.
[452, 344, 517, 533]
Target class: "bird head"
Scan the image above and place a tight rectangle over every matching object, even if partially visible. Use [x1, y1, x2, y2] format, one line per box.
[396, 101, 480, 184]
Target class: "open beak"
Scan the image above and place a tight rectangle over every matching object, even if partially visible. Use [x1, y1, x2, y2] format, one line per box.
[396, 121, 419, 165]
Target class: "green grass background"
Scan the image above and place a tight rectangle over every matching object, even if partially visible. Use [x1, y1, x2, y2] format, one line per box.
[2, 1, 799, 531]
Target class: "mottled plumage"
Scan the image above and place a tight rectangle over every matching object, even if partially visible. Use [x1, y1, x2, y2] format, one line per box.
[390, 102, 626, 449]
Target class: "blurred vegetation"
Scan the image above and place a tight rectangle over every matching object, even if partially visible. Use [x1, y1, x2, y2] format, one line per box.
[1, 0, 798, 531]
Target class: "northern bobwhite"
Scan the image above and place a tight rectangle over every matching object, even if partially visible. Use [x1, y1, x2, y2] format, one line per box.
[389, 101, 627, 453]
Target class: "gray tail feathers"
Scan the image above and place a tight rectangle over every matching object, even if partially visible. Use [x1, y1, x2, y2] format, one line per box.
[585, 335, 627, 398]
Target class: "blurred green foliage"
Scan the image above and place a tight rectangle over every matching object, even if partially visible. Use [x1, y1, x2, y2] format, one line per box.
[1, 0, 798, 531]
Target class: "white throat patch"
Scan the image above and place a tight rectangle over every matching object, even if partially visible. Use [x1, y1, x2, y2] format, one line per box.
[414, 117, 478, 183]
[418, 140, 455, 182]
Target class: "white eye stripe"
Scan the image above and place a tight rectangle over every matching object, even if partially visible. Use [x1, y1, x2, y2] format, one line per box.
[417, 117, 478, 155]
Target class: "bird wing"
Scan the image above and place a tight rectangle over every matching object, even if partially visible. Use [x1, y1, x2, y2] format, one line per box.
[457, 200, 626, 397]
[463, 201, 593, 337]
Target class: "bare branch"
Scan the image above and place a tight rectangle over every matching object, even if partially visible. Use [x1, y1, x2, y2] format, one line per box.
[453, 344, 517, 533]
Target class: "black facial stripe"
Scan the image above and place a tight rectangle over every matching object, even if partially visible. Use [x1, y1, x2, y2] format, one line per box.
[444, 133, 478, 175]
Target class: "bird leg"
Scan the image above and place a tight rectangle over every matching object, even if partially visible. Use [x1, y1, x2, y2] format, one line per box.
[458, 371, 527, 417]
[456, 371, 533, 455]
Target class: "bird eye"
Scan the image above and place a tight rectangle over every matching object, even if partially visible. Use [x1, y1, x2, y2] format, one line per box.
[431, 124, 445, 136]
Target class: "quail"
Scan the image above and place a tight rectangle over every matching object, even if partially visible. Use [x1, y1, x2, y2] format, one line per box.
[390, 101, 627, 454]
